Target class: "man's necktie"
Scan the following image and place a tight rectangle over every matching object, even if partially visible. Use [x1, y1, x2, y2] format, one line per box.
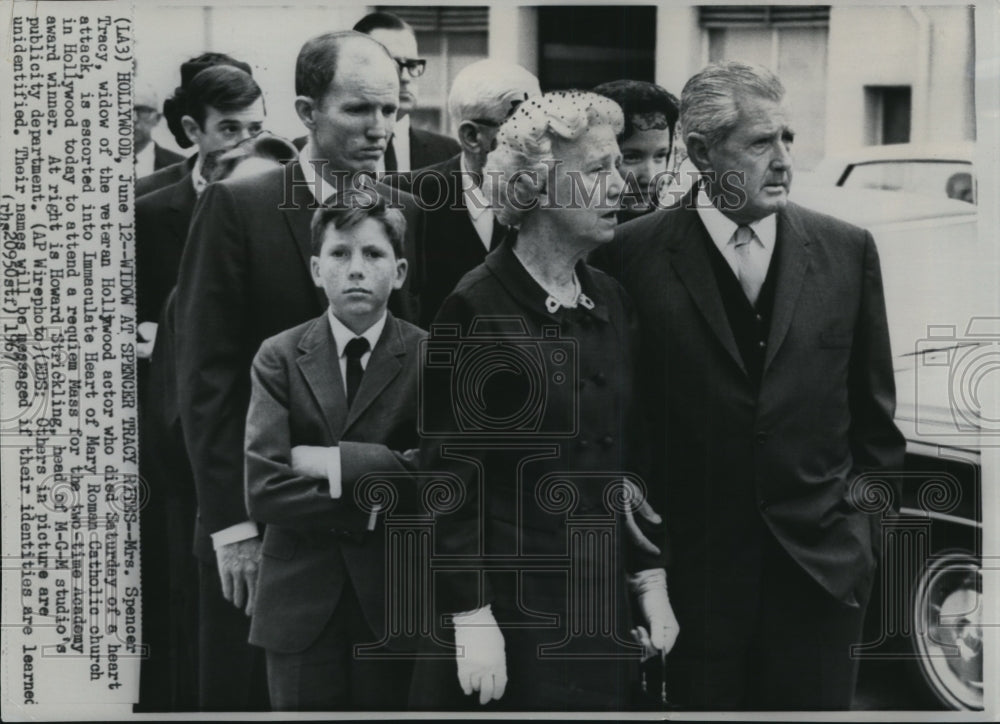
[344, 337, 370, 408]
[731, 224, 768, 306]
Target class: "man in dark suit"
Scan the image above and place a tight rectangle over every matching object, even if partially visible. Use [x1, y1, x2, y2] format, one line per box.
[354, 11, 459, 172]
[597, 61, 905, 710]
[174, 31, 424, 710]
[245, 193, 424, 710]
[135, 65, 265, 711]
[136, 53, 255, 198]
[136, 66, 265, 340]
[396, 59, 539, 327]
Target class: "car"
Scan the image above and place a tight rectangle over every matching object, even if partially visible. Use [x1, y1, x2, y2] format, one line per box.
[790, 185, 988, 710]
[801, 142, 977, 204]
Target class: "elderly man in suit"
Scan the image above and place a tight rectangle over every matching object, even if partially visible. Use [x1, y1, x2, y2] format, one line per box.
[134, 80, 184, 178]
[397, 59, 540, 327]
[598, 61, 905, 710]
[174, 30, 424, 710]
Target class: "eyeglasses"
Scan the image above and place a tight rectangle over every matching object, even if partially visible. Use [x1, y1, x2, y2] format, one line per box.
[133, 106, 159, 119]
[394, 57, 426, 78]
[468, 98, 528, 129]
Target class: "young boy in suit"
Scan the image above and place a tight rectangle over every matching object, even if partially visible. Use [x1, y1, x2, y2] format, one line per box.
[244, 190, 426, 710]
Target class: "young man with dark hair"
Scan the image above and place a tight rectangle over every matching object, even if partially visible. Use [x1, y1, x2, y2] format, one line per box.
[134, 61, 266, 712]
[136, 52, 255, 197]
[245, 191, 424, 710]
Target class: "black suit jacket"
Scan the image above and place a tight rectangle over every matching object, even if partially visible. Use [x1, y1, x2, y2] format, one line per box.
[394, 153, 505, 327]
[154, 142, 185, 170]
[137, 155, 196, 198]
[246, 312, 425, 653]
[135, 173, 196, 325]
[175, 161, 424, 560]
[600, 195, 905, 607]
[391, 126, 459, 172]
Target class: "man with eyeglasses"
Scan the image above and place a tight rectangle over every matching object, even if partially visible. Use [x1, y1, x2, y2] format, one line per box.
[354, 11, 459, 173]
[134, 80, 184, 178]
[393, 59, 540, 327]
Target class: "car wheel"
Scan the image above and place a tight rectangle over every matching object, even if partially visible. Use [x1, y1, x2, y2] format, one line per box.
[911, 550, 983, 710]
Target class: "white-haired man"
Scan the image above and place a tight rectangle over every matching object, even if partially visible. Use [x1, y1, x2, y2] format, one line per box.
[598, 60, 904, 710]
[395, 59, 540, 327]
[134, 80, 184, 177]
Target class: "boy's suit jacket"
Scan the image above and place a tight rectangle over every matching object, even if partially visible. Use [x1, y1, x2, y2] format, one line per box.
[245, 312, 426, 654]
[175, 161, 423, 562]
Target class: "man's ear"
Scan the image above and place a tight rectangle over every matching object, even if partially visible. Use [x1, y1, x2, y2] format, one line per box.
[180, 115, 202, 146]
[457, 121, 481, 154]
[295, 96, 318, 132]
[685, 132, 713, 172]
[393, 257, 408, 289]
[310, 256, 323, 287]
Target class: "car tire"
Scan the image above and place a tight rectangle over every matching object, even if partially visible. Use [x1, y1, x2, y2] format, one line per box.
[910, 549, 983, 710]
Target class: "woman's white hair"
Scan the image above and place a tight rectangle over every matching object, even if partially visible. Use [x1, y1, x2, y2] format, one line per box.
[482, 91, 623, 227]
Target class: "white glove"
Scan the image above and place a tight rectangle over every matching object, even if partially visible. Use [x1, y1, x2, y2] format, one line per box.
[628, 568, 679, 655]
[453, 604, 507, 705]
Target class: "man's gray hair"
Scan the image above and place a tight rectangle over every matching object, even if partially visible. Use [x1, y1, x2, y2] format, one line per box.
[680, 60, 785, 147]
[448, 59, 541, 127]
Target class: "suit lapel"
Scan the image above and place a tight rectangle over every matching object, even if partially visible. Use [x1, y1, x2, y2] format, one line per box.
[764, 205, 811, 373]
[168, 174, 197, 244]
[281, 161, 329, 309]
[408, 127, 424, 170]
[343, 314, 404, 434]
[297, 316, 349, 438]
[667, 206, 746, 374]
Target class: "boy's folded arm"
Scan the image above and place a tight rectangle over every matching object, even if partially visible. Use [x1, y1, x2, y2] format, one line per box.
[245, 345, 420, 528]
[245, 346, 362, 529]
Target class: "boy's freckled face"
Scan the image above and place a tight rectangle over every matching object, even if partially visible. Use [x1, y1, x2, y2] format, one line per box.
[310, 218, 407, 334]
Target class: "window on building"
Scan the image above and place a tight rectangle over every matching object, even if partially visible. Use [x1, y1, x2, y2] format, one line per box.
[537, 6, 657, 90]
[864, 86, 912, 145]
[700, 5, 830, 171]
[376, 6, 489, 135]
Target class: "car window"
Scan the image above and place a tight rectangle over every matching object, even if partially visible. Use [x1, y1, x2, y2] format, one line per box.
[839, 161, 976, 203]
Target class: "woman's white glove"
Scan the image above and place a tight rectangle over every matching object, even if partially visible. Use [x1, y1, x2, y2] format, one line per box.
[453, 604, 508, 705]
[628, 568, 680, 655]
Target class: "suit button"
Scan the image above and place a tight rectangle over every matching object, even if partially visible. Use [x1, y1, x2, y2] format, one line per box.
[592, 372, 607, 386]
[755, 314, 763, 322]
[577, 438, 591, 450]
[758, 340, 766, 349]
[600, 434, 614, 449]
[756, 432, 767, 445]
[759, 499, 769, 511]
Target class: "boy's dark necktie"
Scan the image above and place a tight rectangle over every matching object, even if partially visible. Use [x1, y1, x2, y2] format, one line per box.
[344, 337, 370, 407]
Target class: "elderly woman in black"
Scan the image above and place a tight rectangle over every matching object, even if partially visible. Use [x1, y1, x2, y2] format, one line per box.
[412, 91, 677, 711]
